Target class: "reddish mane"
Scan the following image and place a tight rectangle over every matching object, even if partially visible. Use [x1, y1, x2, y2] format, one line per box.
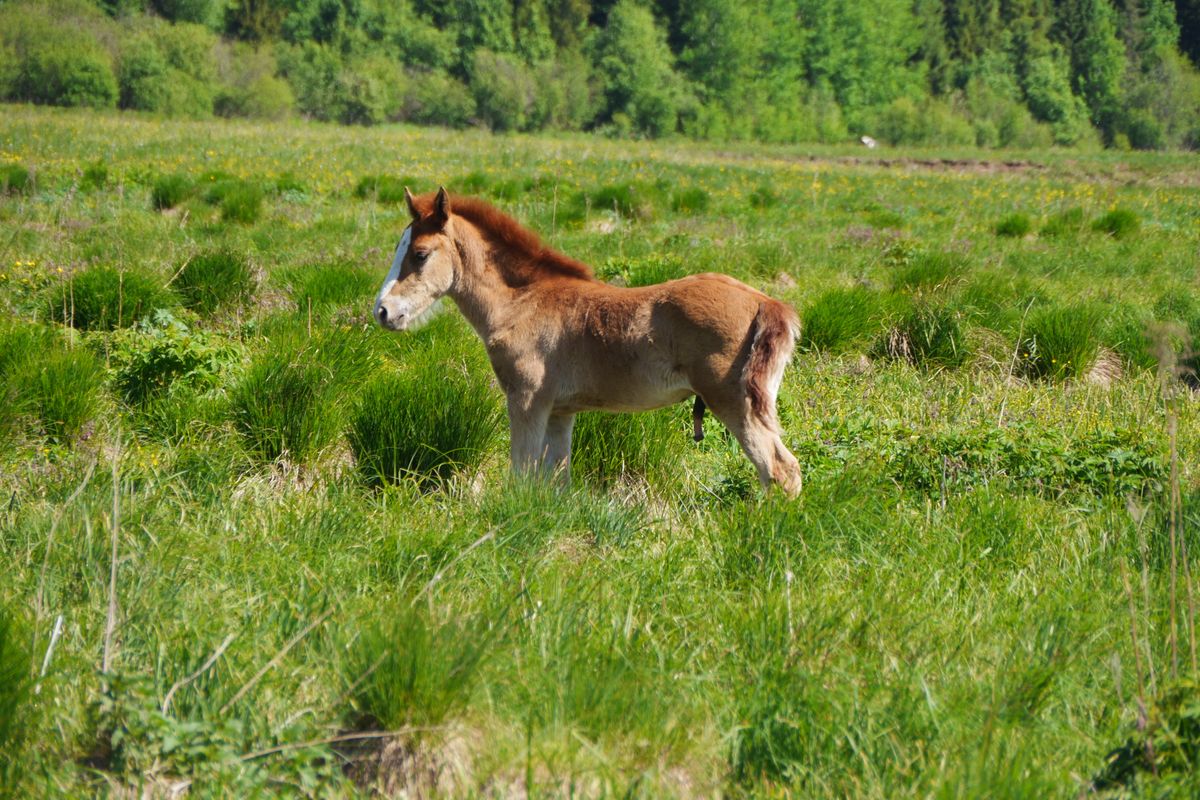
[419, 193, 595, 287]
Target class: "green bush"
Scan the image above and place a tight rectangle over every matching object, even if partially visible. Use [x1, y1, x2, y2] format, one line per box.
[173, 249, 256, 314]
[49, 266, 175, 331]
[470, 49, 536, 132]
[1, 163, 32, 195]
[108, 309, 239, 406]
[1019, 304, 1103, 380]
[873, 96, 975, 146]
[397, 68, 476, 128]
[214, 73, 293, 120]
[800, 287, 889, 353]
[18, 37, 117, 109]
[218, 182, 263, 224]
[151, 174, 193, 210]
[1093, 208, 1140, 239]
[348, 361, 502, 486]
[117, 21, 217, 117]
[995, 213, 1033, 237]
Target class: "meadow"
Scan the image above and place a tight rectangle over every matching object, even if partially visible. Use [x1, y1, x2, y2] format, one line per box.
[1, 104, 1198, 797]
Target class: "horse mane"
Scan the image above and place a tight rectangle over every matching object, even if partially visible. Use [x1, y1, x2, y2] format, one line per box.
[444, 195, 595, 287]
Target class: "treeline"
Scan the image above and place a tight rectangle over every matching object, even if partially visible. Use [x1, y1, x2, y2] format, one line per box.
[1, 0, 1199, 149]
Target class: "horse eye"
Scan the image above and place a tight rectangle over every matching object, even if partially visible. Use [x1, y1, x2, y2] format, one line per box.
[412, 250, 429, 263]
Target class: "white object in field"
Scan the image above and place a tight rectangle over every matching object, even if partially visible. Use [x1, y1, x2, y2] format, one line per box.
[861, 135, 878, 149]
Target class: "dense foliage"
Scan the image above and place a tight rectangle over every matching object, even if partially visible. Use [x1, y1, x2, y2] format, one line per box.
[0, 0, 1198, 147]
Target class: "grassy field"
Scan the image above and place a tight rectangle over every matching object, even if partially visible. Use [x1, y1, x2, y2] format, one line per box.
[1, 104, 1198, 798]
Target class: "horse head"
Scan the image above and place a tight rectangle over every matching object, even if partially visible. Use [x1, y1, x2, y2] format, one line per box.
[374, 186, 455, 330]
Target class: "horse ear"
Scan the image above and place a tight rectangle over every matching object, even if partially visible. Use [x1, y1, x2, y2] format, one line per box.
[433, 186, 451, 222]
[404, 187, 419, 221]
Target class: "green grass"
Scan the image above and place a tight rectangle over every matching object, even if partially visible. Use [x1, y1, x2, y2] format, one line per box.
[0, 104, 1198, 798]
[217, 181, 264, 224]
[47, 265, 174, 331]
[1, 163, 32, 194]
[173, 249, 256, 314]
[994, 212, 1033, 237]
[347, 358, 502, 486]
[150, 173, 193, 210]
[353, 174, 416, 203]
[1093, 207, 1141, 238]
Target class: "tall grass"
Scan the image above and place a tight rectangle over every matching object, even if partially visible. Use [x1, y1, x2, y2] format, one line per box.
[48, 266, 175, 331]
[800, 286, 890, 353]
[0, 322, 104, 443]
[229, 328, 372, 463]
[288, 262, 379, 313]
[0, 608, 35, 798]
[570, 407, 681, 488]
[347, 359, 502, 486]
[1019, 304, 1103, 380]
[173, 249, 256, 314]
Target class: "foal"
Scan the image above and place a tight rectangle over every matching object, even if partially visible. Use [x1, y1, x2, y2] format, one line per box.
[374, 188, 804, 496]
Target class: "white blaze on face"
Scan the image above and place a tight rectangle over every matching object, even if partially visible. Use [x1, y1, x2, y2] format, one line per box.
[374, 225, 411, 323]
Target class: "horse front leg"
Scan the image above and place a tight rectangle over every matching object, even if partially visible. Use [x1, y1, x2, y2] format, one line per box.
[506, 394, 551, 477]
[542, 413, 576, 484]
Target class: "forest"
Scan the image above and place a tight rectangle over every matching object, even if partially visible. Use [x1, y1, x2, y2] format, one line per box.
[1, 0, 1199, 148]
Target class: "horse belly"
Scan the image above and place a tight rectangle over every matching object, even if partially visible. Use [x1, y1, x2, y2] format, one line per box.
[553, 351, 693, 414]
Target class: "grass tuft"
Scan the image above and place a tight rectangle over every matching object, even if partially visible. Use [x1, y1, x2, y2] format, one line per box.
[353, 175, 416, 204]
[0, 322, 104, 443]
[800, 286, 890, 353]
[1, 163, 32, 195]
[174, 249, 256, 314]
[151, 174, 193, 210]
[890, 251, 967, 292]
[1019, 304, 1103, 380]
[1040, 206, 1085, 237]
[570, 407, 681, 488]
[289, 262, 379, 313]
[670, 186, 710, 213]
[877, 302, 968, 368]
[1093, 208, 1140, 238]
[49, 266, 175, 331]
[218, 182, 264, 224]
[994, 212, 1032, 237]
[348, 359, 501, 486]
[80, 160, 108, 191]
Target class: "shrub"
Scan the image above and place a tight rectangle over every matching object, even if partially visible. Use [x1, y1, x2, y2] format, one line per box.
[348, 360, 501, 486]
[108, 309, 239, 406]
[117, 21, 217, 117]
[1040, 207, 1086, 237]
[218, 182, 263, 224]
[470, 49, 536, 132]
[49, 266, 174, 331]
[289, 263, 379, 312]
[877, 303, 968, 369]
[800, 287, 889, 353]
[0, 322, 104, 443]
[995, 213, 1032, 237]
[353, 175, 414, 204]
[397, 68, 475, 128]
[1093, 208, 1140, 239]
[1, 164, 31, 195]
[173, 250, 255, 314]
[20, 38, 117, 109]
[570, 407, 680, 487]
[872, 96, 975, 147]
[151, 174, 193, 210]
[1019, 304, 1103, 380]
[215, 72, 293, 120]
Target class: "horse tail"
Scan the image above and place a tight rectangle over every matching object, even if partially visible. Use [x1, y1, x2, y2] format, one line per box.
[744, 299, 800, 426]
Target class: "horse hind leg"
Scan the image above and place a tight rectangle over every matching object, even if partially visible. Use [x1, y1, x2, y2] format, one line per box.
[702, 393, 803, 498]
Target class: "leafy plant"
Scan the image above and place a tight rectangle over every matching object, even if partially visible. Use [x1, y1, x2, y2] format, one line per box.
[108, 310, 240, 406]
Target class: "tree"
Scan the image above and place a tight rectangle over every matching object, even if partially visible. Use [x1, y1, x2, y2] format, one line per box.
[591, 0, 685, 136]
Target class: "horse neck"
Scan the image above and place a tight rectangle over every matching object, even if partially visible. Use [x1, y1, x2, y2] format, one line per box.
[447, 223, 517, 341]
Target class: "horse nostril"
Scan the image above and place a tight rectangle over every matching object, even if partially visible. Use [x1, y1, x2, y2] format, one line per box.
[377, 305, 388, 323]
